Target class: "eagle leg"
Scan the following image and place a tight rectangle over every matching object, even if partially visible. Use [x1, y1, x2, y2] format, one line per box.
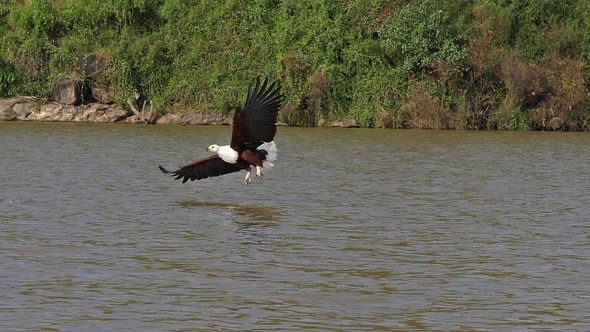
[244, 169, 252, 184]
[256, 165, 264, 178]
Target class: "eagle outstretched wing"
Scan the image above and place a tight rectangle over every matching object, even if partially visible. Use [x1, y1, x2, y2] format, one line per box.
[159, 155, 242, 183]
[230, 77, 283, 151]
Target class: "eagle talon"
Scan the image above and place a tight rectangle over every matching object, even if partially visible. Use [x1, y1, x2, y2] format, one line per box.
[255, 166, 264, 178]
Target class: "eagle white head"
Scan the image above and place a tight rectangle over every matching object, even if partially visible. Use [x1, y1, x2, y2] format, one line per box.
[207, 144, 220, 152]
[207, 144, 238, 164]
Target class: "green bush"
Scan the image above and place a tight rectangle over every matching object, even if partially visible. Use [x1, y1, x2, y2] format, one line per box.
[0, 61, 15, 97]
[380, 0, 468, 74]
[0, 0, 588, 129]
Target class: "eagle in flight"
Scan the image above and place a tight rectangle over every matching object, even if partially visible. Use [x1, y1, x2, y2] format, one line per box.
[159, 77, 283, 184]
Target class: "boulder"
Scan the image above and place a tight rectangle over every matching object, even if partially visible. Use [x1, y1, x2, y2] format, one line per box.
[50, 77, 82, 105]
[76, 54, 108, 77]
[90, 87, 113, 104]
[72, 54, 112, 104]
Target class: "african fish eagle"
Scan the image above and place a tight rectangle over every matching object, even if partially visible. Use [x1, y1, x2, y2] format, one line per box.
[159, 77, 284, 184]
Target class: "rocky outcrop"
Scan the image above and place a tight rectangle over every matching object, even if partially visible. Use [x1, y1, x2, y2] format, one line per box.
[156, 113, 184, 124]
[141, 109, 233, 125]
[78, 54, 114, 104]
[1, 54, 262, 126]
[179, 109, 234, 125]
[47, 55, 114, 106]
[0, 97, 126, 123]
[0, 97, 237, 125]
[0, 97, 39, 120]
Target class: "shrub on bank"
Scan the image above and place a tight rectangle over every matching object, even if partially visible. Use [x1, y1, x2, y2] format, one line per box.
[0, 0, 588, 130]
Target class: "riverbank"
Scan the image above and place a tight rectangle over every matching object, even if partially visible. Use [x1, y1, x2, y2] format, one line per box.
[0, 97, 363, 127]
[2, 1, 589, 131]
[0, 97, 234, 125]
[0, 95, 574, 130]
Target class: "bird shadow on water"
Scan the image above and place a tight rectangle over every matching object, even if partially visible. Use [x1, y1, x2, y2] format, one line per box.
[179, 200, 280, 228]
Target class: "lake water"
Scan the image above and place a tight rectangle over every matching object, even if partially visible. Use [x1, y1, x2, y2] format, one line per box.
[1, 122, 589, 331]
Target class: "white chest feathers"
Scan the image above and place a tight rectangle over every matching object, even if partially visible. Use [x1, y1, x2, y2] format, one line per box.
[217, 145, 238, 164]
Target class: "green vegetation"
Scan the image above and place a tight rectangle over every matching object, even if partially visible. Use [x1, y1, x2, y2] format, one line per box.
[1, 0, 589, 130]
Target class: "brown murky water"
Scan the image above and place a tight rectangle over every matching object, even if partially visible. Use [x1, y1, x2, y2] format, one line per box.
[1, 122, 589, 331]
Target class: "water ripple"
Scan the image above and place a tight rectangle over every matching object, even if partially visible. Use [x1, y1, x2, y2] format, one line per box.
[1, 123, 590, 331]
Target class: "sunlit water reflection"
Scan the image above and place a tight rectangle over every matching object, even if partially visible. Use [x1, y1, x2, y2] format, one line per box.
[1, 122, 589, 331]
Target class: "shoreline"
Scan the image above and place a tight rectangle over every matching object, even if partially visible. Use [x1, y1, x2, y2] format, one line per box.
[0, 96, 361, 128]
[0, 97, 235, 126]
[0, 96, 582, 130]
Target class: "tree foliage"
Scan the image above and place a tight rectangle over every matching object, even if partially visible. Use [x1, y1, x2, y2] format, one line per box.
[0, 0, 589, 130]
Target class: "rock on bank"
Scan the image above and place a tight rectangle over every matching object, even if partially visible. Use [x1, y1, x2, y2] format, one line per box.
[0, 97, 234, 125]
[0, 97, 127, 123]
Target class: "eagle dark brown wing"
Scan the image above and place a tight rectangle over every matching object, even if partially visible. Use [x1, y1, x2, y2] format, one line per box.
[159, 155, 243, 183]
[230, 77, 283, 151]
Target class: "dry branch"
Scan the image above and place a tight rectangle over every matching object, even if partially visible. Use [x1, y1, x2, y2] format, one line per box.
[127, 93, 160, 124]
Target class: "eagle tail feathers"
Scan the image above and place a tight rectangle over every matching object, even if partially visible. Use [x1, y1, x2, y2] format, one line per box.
[258, 141, 277, 168]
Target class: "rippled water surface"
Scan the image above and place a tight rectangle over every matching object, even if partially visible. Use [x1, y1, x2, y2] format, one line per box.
[1, 122, 589, 331]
